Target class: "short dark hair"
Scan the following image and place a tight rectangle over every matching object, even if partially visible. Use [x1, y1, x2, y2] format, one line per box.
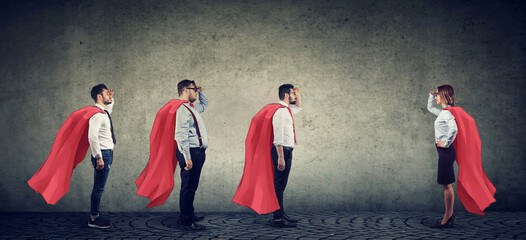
[91, 84, 108, 102]
[177, 79, 196, 96]
[437, 84, 455, 106]
[278, 84, 294, 100]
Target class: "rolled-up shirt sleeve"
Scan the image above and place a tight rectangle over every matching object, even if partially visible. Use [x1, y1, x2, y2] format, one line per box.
[175, 106, 192, 161]
[443, 111, 458, 148]
[272, 108, 286, 146]
[106, 98, 114, 114]
[290, 104, 301, 115]
[88, 113, 104, 159]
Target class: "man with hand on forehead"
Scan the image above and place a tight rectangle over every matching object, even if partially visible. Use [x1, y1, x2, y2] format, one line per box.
[233, 84, 302, 228]
[174, 80, 209, 231]
[28, 84, 117, 229]
[136, 79, 209, 232]
[270, 84, 301, 227]
[87, 84, 116, 229]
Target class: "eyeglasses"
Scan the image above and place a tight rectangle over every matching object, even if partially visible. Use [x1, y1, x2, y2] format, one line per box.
[186, 87, 197, 91]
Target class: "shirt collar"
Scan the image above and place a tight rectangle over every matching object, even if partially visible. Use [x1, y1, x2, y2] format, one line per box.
[278, 100, 289, 107]
[95, 104, 106, 111]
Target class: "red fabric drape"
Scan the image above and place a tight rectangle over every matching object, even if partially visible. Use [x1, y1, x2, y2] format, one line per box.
[444, 106, 496, 215]
[136, 100, 187, 208]
[233, 104, 287, 214]
[28, 106, 104, 204]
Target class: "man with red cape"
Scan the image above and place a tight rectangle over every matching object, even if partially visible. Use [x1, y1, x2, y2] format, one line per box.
[136, 79, 209, 231]
[28, 84, 116, 229]
[233, 84, 302, 228]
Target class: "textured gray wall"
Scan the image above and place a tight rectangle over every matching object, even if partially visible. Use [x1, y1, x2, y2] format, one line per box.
[1, 0, 525, 213]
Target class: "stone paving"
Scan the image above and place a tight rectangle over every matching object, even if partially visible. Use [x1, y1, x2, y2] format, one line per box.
[1, 212, 525, 239]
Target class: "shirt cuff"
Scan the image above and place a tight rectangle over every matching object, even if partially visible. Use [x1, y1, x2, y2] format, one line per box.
[182, 149, 191, 161]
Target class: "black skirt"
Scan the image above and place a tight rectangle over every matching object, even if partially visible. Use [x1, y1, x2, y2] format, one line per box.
[437, 145, 456, 185]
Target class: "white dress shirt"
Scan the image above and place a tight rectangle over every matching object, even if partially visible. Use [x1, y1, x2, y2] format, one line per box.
[272, 101, 301, 148]
[427, 94, 458, 148]
[88, 99, 115, 159]
[175, 92, 209, 161]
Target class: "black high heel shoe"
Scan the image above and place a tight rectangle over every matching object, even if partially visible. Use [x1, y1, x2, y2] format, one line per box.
[435, 214, 455, 228]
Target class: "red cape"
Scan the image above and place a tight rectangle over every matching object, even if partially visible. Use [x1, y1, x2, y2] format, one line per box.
[136, 99, 187, 208]
[233, 104, 287, 214]
[444, 107, 496, 215]
[28, 106, 105, 204]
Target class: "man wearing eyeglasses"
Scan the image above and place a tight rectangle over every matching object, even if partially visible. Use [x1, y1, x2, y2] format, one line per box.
[173, 80, 209, 231]
[136, 79, 208, 231]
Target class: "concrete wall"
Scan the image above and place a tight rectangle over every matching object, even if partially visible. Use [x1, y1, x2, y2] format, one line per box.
[1, 0, 525, 212]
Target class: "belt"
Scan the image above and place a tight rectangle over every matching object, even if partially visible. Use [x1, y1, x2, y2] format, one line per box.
[190, 147, 206, 151]
[272, 145, 294, 151]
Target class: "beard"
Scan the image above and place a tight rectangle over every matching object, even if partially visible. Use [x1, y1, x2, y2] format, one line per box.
[289, 96, 296, 105]
[189, 96, 197, 103]
[103, 98, 112, 105]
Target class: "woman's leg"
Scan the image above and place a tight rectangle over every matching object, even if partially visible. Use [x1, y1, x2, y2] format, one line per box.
[441, 184, 454, 224]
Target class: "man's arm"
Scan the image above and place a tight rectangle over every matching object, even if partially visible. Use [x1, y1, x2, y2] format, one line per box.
[272, 109, 286, 171]
[275, 145, 285, 171]
[106, 98, 114, 114]
[88, 113, 104, 170]
[293, 88, 301, 108]
[175, 107, 193, 170]
[194, 87, 208, 113]
[272, 109, 286, 147]
[290, 103, 301, 115]
[106, 89, 114, 113]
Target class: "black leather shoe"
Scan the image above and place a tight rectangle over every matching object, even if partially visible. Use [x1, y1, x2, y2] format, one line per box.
[181, 223, 206, 231]
[193, 215, 204, 222]
[283, 213, 299, 223]
[435, 214, 455, 228]
[273, 219, 296, 228]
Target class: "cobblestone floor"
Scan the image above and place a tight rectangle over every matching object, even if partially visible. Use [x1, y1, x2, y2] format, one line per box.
[1, 212, 525, 239]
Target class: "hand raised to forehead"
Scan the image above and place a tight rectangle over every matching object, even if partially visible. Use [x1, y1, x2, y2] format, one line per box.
[196, 86, 203, 92]
[108, 89, 114, 98]
[294, 88, 300, 96]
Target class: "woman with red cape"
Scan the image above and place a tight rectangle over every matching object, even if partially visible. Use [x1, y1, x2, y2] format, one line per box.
[427, 85, 496, 228]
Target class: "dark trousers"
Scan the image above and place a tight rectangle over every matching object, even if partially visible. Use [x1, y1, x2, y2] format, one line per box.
[271, 145, 293, 219]
[90, 149, 113, 216]
[176, 147, 206, 226]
